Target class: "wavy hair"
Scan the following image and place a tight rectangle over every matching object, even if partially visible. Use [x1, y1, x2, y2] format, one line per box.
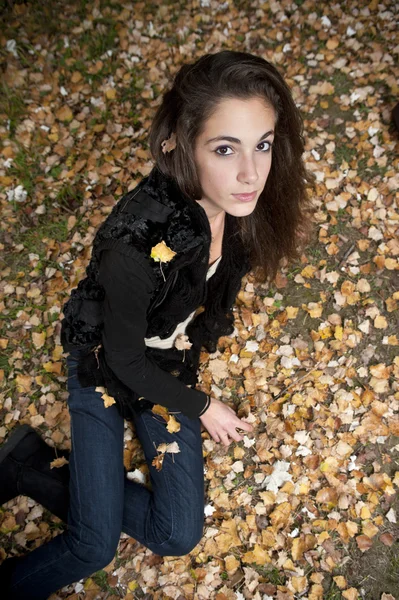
[149, 50, 314, 283]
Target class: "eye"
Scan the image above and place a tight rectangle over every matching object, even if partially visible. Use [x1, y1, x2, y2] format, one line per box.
[215, 146, 233, 156]
[257, 140, 273, 152]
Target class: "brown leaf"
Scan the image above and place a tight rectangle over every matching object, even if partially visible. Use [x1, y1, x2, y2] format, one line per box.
[356, 534, 373, 552]
[152, 453, 165, 471]
[380, 532, 395, 546]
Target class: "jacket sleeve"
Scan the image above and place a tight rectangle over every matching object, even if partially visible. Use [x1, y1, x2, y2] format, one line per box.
[98, 249, 209, 418]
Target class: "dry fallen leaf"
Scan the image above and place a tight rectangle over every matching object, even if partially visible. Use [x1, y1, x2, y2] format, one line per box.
[161, 132, 177, 153]
[174, 333, 192, 351]
[150, 241, 176, 263]
[95, 386, 116, 408]
[166, 415, 181, 434]
[50, 456, 69, 469]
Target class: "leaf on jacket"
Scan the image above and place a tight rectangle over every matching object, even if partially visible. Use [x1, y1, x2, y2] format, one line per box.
[157, 441, 180, 454]
[174, 333, 192, 351]
[166, 415, 181, 433]
[50, 456, 69, 469]
[152, 404, 181, 433]
[150, 240, 176, 263]
[152, 404, 170, 420]
[152, 441, 181, 471]
[152, 453, 165, 471]
[95, 386, 116, 408]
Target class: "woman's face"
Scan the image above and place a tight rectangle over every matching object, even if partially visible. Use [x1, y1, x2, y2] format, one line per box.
[193, 96, 276, 221]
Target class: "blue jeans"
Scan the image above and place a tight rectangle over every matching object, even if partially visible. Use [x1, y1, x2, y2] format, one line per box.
[7, 351, 205, 600]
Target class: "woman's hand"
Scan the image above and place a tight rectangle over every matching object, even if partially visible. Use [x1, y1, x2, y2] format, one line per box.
[199, 398, 254, 447]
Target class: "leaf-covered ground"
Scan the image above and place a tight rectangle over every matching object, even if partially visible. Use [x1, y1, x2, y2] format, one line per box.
[0, 1, 398, 599]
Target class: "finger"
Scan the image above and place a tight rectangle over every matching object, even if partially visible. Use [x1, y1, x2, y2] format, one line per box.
[236, 420, 254, 432]
[228, 429, 243, 443]
[221, 434, 230, 447]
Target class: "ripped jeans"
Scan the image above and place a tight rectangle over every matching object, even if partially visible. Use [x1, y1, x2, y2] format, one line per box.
[7, 350, 205, 600]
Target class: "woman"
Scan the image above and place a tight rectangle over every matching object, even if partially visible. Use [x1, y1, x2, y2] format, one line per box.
[0, 50, 312, 599]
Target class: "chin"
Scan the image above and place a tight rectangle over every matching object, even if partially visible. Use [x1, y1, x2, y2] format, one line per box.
[228, 204, 258, 218]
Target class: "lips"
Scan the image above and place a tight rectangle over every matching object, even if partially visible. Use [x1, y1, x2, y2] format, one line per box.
[232, 191, 257, 202]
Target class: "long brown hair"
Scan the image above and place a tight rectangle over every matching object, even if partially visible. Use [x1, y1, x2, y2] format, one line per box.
[149, 50, 314, 283]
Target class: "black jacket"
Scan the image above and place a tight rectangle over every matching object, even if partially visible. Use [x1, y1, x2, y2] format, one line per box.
[61, 166, 251, 420]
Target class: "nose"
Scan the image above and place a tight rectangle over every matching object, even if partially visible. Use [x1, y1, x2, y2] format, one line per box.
[237, 154, 259, 186]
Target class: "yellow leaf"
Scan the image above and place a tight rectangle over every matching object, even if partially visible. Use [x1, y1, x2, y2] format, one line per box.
[334, 326, 343, 340]
[150, 240, 176, 263]
[166, 415, 181, 434]
[50, 457, 69, 469]
[128, 581, 138, 592]
[291, 575, 308, 593]
[102, 392, 116, 408]
[301, 265, 317, 278]
[215, 519, 242, 552]
[56, 105, 73, 122]
[105, 88, 117, 100]
[374, 315, 388, 329]
[342, 588, 360, 600]
[269, 502, 292, 530]
[286, 306, 299, 319]
[224, 555, 240, 574]
[52, 345, 64, 361]
[15, 374, 32, 393]
[32, 331, 46, 349]
[43, 361, 62, 375]
[306, 302, 323, 318]
[320, 457, 339, 473]
[362, 521, 379, 538]
[333, 576, 347, 589]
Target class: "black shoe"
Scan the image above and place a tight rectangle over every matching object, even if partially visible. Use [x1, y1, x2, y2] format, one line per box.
[0, 424, 70, 521]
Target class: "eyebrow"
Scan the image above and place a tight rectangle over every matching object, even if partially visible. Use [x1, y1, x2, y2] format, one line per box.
[205, 130, 275, 145]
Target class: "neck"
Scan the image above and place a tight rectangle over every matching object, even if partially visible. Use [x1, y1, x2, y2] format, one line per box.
[195, 200, 225, 227]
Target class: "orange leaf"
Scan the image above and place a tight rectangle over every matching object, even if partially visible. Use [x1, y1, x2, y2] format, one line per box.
[50, 457, 69, 469]
[152, 404, 170, 421]
[152, 454, 165, 471]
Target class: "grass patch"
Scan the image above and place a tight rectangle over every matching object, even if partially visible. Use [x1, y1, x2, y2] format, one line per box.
[256, 565, 286, 585]
[91, 568, 119, 594]
[6, 145, 42, 196]
[3, 217, 70, 277]
[79, 16, 119, 61]
[335, 144, 357, 166]
[53, 181, 85, 214]
[0, 83, 27, 138]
